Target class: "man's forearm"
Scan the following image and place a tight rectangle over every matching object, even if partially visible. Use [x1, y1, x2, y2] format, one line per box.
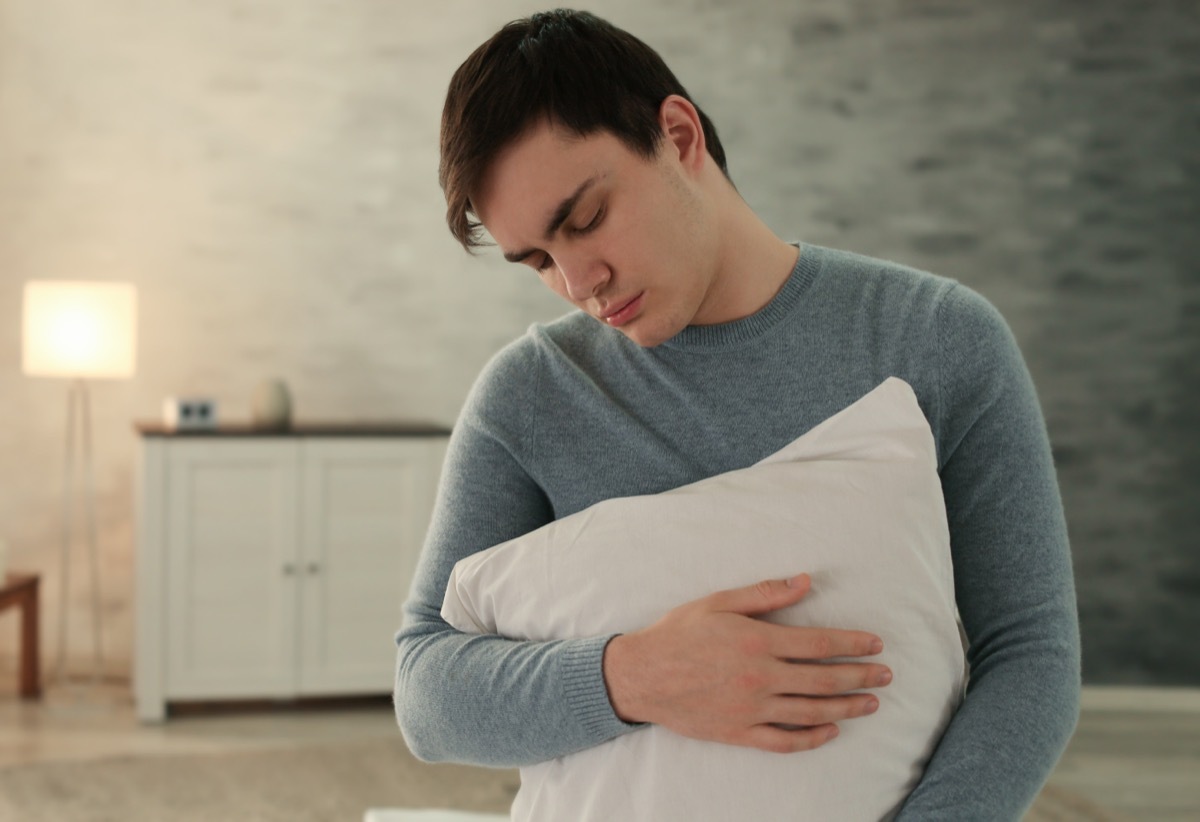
[395, 608, 631, 766]
[893, 631, 1080, 820]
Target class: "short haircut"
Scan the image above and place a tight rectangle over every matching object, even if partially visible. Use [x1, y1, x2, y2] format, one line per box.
[439, 8, 728, 251]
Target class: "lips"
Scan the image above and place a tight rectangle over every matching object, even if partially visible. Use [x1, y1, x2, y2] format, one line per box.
[601, 292, 644, 327]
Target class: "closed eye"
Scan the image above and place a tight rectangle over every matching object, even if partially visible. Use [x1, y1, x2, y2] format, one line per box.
[570, 206, 605, 236]
[532, 203, 606, 272]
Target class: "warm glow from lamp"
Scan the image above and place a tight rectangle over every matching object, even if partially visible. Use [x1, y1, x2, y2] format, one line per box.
[22, 281, 137, 379]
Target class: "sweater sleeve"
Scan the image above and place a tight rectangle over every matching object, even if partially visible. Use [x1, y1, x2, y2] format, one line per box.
[392, 340, 637, 766]
[894, 284, 1081, 820]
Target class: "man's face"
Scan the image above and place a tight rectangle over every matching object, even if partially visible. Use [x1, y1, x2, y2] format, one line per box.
[472, 120, 721, 348]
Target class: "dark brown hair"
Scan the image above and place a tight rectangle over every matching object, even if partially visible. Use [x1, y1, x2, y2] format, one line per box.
[439, 9, 728, 250]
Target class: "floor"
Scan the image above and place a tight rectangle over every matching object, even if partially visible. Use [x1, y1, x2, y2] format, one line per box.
[1051, 694, 1200, 821]
[0, 681, 401, 767]
[1, 680, 1198, 821]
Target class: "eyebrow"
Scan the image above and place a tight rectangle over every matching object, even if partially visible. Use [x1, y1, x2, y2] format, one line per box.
[502, 175, 600, 263]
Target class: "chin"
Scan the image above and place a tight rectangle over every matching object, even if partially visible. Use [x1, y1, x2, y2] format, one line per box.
[617, 322, 676, 349]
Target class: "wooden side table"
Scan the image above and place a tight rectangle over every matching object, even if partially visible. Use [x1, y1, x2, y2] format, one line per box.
[0, 572, 41, 699]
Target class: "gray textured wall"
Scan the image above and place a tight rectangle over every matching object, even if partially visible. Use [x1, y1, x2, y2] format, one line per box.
[0, 0, 1196, 685]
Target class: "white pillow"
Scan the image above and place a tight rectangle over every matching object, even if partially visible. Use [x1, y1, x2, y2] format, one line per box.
[442, 378, 966, 822]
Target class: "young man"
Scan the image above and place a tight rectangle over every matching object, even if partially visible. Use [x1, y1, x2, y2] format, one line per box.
[395, 9, 1080, 819]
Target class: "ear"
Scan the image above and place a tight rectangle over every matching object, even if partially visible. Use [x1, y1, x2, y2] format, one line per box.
[658, 95, 707, 174]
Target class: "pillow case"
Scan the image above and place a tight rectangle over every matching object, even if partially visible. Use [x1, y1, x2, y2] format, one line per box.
[442, 378, 966, 822]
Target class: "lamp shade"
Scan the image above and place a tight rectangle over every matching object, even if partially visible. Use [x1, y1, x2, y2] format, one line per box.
[22, 281, 138, 379]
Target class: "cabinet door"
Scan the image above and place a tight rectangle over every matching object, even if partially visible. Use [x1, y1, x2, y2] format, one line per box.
[164, 440, 300, 698]
[297, 439, 442, 693]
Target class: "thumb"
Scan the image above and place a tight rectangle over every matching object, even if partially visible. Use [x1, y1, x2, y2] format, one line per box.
[705, 573, 811, 616]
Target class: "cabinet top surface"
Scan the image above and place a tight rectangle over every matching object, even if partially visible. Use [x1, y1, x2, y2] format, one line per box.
[133, 421, 451, 438]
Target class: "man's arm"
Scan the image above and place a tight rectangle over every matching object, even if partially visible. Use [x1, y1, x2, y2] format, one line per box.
[394, 340, 891, 766]
[394, 399, 636, 766]
[894, 284, 1081, 820]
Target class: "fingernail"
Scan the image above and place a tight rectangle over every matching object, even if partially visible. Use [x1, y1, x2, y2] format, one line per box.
[876, 670, 892, 686]
[785, 574, 806, 588]
[864, 697, 879, 714]
[870, 639, 884, 654]
[825, 725, 839, 741]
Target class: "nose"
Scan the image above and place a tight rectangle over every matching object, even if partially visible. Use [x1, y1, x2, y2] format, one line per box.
[556, 251, 610, 302]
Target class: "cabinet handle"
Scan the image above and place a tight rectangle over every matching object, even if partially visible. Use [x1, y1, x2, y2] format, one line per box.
[283, 563, 297, 576]
[306, 562, 321, 575]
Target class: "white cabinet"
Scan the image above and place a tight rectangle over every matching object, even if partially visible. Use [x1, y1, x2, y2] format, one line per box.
[134, 428, 448, 721]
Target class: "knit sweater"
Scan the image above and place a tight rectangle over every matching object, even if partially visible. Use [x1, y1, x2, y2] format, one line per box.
[394, 242, 1081, 820]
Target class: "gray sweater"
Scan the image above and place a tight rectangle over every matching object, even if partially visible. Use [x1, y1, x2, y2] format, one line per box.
[394, 243, 1081, 820]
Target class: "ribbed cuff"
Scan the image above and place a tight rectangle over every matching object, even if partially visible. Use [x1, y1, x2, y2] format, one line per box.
[563, 634, 644, 741]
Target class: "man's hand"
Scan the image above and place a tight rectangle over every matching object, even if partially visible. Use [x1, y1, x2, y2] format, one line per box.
[602, 573, 891, 753]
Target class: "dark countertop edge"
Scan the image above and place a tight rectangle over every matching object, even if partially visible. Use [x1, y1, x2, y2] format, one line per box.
[133, 421, 452, 437]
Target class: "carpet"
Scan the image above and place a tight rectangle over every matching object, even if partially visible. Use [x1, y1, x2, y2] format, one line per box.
[0, 738, 1125, 822]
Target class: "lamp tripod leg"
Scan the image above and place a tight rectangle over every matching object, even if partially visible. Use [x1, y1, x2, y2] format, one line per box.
[54, 381, 78, 683]
[53, 379, 106, 687]
[80, 380, 105, 684]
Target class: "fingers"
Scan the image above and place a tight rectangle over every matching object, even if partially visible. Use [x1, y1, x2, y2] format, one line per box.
[740, 722, 840, 754]
[773, 660, 893, 696]
[765, 692, 881, 728]
[703, 574, 812, 616]
[765, 622, 885, 661]
[700, 576, 885, 661]
[738, 693, 879, 754]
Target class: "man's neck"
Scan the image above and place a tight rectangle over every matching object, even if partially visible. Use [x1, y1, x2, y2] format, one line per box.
[695, 193, 800, 327]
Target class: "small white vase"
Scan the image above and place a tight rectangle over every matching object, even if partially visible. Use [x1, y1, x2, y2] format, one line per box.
[252, 379, 293, 430]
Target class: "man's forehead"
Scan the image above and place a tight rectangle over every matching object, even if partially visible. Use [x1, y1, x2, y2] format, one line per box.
[474, 126, 619, 242]
[479, 124, 611, 197]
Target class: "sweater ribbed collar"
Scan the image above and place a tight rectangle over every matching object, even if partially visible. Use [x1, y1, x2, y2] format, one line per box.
[661, 242, 822, 351]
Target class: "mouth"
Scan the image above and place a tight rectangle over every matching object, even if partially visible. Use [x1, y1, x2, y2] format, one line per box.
[601, 292, 644, 328]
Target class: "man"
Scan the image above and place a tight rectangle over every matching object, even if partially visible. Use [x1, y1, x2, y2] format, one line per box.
[395, 9, 1080, 819]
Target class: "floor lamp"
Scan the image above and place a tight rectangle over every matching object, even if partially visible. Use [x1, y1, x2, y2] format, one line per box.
[22, 281, 138, 685]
